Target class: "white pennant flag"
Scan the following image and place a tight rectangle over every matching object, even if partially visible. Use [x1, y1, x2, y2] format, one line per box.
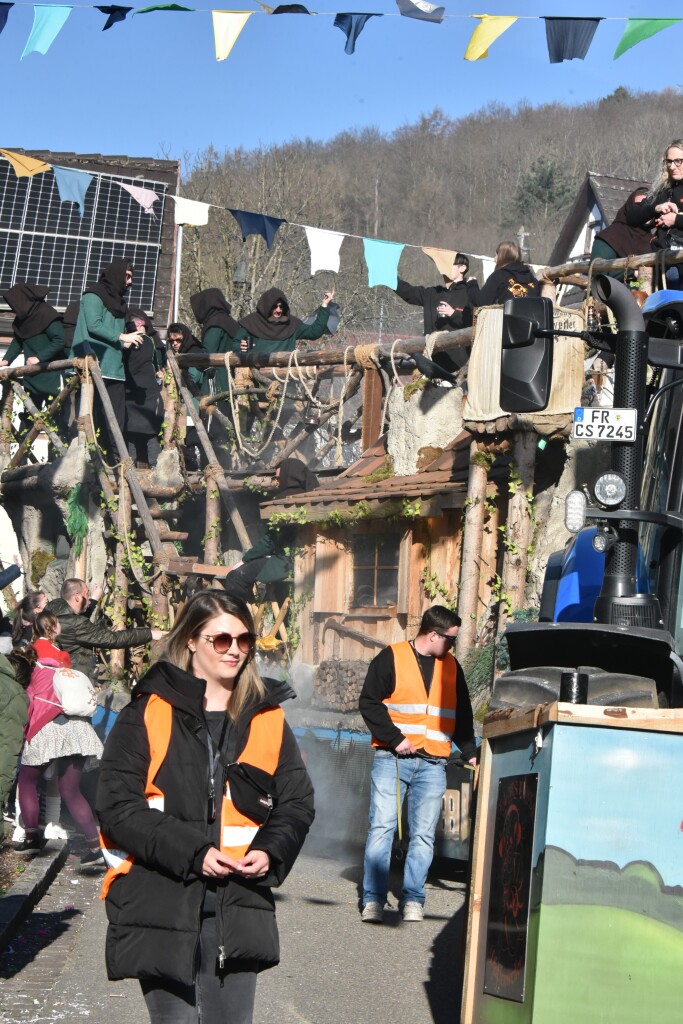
[118, 182, 159, 216]
[172, 195, 211, 226]
[305, 226, 345, 275]
[212, 10, 251, 61]
[481, 256, 495, 282]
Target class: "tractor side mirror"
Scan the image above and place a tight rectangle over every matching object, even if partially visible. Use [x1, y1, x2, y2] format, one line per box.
[500, 296, 554, 412]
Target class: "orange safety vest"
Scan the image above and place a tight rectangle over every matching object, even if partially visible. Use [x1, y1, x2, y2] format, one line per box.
[100, 696, 285, 898]
[372, 640, 457, 758]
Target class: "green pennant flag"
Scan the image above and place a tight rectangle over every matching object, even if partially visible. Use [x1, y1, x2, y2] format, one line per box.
[135, 3, 193, 12]
[614, 18, 680, 59]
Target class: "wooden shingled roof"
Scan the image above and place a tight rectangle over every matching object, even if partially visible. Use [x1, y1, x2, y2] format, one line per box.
[260, 431, 478, 522]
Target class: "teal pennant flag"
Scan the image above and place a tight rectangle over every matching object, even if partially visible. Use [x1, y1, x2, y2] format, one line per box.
[21, 4, 72, 57]
[363, 238, 405, 289]
[614, 18, 680, 58]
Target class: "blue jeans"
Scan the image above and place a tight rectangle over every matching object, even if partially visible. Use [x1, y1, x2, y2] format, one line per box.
[362, 750, 446, 907]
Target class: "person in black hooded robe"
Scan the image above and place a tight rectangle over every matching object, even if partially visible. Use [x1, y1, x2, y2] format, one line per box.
[224, 458, 318, 604]
[189, 289, 246, 397]
[123, 309, 166, 467]
[239, 287, 334, 355]
[166, 322, 205, 471]
[0, 283, 66, 407]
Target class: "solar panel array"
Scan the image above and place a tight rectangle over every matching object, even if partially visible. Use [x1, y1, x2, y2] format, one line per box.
[0, 157, 168, 313]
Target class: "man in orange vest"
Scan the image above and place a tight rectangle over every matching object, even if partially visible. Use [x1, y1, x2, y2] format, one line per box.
[359, 606, 477, 923]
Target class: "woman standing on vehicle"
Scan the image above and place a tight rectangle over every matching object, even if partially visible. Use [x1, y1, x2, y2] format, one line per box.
[96, 590, 314, 1024]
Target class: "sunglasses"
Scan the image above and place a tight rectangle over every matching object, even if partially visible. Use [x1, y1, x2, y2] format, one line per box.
[198, 631, 256, 654]
[433, 630, 457, 647]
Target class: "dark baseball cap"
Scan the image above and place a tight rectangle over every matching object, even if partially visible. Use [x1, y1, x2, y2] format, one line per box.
[453, 253, 470, 271]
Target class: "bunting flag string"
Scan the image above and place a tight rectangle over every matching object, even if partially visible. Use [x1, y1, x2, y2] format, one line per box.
[363, 238, 405, 289]
[305, 227, 345, 274]
[0, 2, 682, 64]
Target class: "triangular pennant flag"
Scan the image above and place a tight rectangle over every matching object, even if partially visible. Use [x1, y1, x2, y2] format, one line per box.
[334, 12, 380, 54]
[172, 195, 211, 226]
[396, 0, 444, 24]
[481, 256, 495, 281]
[96, 5, 132, 29]
[256, 0, 274, 10]
[211, 10, 251, 60]
[21, 5, 72, 58]
[229, 209, 285, 249]
[464, 14, 517, 61]
[135, 3, 194, 12]
[613, 18, 680, 59]
[0, 149, 51, 178]
[421, 246, 459, 278]
[0, 3, 13, 35]
[305, 227, 345, 274]
[52, 165, 93, 217]
[272, 3, 311, 11]
[544, 17, 601, 63]
[118, 182, 160, 215]
[363, 238, 405, 289]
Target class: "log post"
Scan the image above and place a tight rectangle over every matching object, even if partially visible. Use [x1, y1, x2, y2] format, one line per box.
[109, 480, 131, 681]
[203, 468, 221, 566]
[361, 368, 383, 450]
[498, 431, 537, 631]
[166, 352, 251, 550]
[7, 375, 80, 471]
[456, 442, 490, 660]
[0, 383, 14, 457]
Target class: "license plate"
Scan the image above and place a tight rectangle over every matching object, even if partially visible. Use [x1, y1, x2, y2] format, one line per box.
[572, 407, 637, 441]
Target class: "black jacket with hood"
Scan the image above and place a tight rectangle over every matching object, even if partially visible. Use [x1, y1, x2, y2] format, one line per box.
[395, 278, 473, 335]
[96, 660, 314, 984]
[467, 262, 540, 307]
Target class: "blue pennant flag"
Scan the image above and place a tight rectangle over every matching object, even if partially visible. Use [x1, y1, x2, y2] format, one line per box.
[52, 165, 94, 217]
[228, 209, 285, 249]
[96, 5, 133, 29]
[21, 5, 72, 58]
[0, 3, 13, 35]
[334, 12, 380, 54]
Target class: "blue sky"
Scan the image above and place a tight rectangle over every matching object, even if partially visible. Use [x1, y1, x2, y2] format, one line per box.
[1, 0, 682, 163]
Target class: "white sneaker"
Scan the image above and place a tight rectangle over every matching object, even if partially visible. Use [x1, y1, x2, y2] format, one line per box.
[402, 901, 424, 922]
[361, 902, 384, 923]
[44, 822, 69, 841]
[12, 824, 26, 843]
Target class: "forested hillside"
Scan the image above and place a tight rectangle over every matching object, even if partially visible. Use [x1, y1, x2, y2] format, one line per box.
[177, 87, 683, 335]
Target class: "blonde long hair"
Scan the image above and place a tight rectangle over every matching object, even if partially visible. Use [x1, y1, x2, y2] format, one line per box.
[163, 590, 265, 721]
[649, 138, 683, 200]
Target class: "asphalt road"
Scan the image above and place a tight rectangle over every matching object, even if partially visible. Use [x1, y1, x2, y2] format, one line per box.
[0, 842, 469, 1024]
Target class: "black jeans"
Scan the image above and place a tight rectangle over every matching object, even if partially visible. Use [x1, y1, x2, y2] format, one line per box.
[140, 914, 257, 1024]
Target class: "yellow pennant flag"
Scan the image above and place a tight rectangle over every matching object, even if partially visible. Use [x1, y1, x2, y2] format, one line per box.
[464, 14, 517, 60]
[421, 246, 459, 279]
[212, 10, 251, 60]
[0, 149, 51, 178]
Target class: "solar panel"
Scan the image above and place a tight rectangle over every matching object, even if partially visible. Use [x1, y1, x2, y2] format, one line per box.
[0, 156, 168, 314]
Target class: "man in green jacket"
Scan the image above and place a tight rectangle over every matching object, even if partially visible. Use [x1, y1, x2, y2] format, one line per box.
[0, 652, 28, 840]
[47, 578, 166, 681]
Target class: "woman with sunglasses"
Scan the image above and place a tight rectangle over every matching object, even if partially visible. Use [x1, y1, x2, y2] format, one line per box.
[239, 286, 335, 355]
[627, 139, 683, 289]
[96, 590, 314, 1024]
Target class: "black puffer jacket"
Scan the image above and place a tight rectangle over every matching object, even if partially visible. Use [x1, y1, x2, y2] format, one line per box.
[46, 598, 152, 679]
[96, 661, 314, 984]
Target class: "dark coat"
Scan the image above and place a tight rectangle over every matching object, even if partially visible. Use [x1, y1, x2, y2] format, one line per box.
[395, 278, 473, 335]
[595, 188, 653, 257]
[0, 653, 28, 838]
[46, 598, 152, 680]
[627, 181, 683, 250]
[96, 661, 314, 984]
[467, 262, 540, 307]
[123, 333, 164, 437]
[4, 320, 67, 399]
